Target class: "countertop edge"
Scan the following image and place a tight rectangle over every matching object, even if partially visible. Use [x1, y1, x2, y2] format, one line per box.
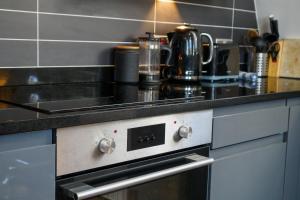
[1, 91, 300, 135]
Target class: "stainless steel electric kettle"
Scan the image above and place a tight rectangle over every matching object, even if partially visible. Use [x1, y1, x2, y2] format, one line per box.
[167, 24, 214, 81]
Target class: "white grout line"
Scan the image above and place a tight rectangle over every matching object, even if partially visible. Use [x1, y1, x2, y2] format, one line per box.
[154, 0, 157, 33]
[0, 38, 137, 44]
[0, 23, 257, 44]
[0, 7, 257, 33]
[0, 65, 115, 69]
[0, 38, 37, 41]
[155, 20, 234, 29]
[0, 4, 256, 16]
[38, 65, 115, 68]
[39, 11, 155, 23]
[234, 8, 256, 13]
[37, 0, 39, 67]
[157, 0, 233, 11]
[0, 8, 36, 14]
[231, 0, 236, 40]
[233, 27, 258, 30]
[39, 39, 137, 44]
[254, 0, 260, 34]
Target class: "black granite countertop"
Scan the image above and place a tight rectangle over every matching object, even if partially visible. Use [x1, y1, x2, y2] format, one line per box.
[0, 77, 300, 135]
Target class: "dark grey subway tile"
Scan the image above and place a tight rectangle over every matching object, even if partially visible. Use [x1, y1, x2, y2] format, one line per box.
[235, 0, 256, 11]
[156, 23, 232, 40]
[0, 41, 37, 67]
[178, 0, 233, 8]
[234, 10, 257, 28]
[0, 11, 37, 38]
[40, 42, 117, 66]
[39, 14, 153, 41]
[156, 1, 233, 27]
[39, 0, 155, 20]
[233, 29, 253, 44]
[0, 0, 37, 11]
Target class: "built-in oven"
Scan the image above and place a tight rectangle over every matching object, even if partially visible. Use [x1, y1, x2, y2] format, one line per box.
[55, 110, 214, 200]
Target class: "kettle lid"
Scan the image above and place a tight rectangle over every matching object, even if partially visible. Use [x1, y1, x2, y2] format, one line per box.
[175, 24, 197, 32]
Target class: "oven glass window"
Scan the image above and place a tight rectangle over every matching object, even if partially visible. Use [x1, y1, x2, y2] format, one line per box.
[86, 167, 208, 200]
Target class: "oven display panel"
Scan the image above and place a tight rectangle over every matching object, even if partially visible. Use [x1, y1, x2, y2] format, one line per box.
[127, 124, 166, 151]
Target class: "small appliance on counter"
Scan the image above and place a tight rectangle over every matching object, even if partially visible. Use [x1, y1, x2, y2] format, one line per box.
[202, 39, 240, 82]
[246, 15, 281, 78]
[165, 24, 214, 82]
[114, 45, 140, 84]
[138, 32, 172, 84]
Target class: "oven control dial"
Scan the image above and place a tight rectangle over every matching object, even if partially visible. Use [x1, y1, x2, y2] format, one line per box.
[178, 126, 192, 139]
[98, 138, 116, 154]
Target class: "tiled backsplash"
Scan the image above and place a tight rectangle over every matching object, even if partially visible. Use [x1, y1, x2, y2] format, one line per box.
[0, 0, 257, 85]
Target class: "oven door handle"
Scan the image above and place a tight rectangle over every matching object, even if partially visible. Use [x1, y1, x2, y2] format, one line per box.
[63, 154, 214, 200]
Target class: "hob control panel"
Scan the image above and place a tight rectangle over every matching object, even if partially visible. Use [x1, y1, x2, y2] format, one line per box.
[127, 124, 166, 151]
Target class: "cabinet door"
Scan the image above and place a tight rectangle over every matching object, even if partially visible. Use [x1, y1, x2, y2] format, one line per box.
[0, 145, 55, 200]
[284, 105, 300, 200]
[210, 141, 286, 200]
[0, 130, 55, 200]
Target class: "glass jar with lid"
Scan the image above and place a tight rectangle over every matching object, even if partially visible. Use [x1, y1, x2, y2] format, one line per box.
[138, 32, 171, 84]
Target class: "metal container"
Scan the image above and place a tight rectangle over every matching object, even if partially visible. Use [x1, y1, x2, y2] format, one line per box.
[256, 53, 269, 77]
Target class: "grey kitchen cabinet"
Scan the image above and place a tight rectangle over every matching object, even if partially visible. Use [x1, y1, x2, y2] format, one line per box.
[210, 100, 289, 200]
[212, 100, 288, 149]
[210, 135, 286, 200]
[284, 98, 300, 200]
[0, 130, 55, 200]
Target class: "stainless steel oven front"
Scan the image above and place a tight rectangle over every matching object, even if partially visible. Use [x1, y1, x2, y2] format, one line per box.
[56, 110, 214, 200]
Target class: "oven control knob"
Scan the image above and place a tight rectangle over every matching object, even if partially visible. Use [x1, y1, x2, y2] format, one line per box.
[99, 138, 116, 154]
[178, 126, 192, 139]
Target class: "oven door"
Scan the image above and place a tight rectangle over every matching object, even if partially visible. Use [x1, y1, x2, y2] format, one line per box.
[58, 147, 213, 200]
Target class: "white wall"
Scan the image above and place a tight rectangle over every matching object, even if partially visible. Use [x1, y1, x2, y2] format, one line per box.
[255, 0, 300, 39]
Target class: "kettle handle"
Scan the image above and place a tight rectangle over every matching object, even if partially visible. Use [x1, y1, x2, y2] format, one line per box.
[200, 33, 214, 65]
[161, 45, 172, 66]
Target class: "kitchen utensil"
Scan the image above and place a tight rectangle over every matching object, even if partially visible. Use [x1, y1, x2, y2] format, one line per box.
[202, 39, 240, 81]
[138, 32, 172, 84]
[268, 42, 281, 62]
[114, 46, 140, 83]
[256, 53, 269, 77]
[167, 24, 214, 81]
[263, 33, 278, 45]
[245, 29, 259, 44]
[269, 15, 280, 38]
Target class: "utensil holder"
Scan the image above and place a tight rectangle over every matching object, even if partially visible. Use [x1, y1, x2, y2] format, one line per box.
[256, 53, 269, 77]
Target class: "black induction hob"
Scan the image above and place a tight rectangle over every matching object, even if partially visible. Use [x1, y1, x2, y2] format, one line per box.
[0, 82, 207, 114]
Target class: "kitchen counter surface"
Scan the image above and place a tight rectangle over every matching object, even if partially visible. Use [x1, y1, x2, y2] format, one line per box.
[0, 77, 300, 135]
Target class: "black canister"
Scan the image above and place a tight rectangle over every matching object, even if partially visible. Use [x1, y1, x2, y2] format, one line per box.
[114, 46, 139, 84]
